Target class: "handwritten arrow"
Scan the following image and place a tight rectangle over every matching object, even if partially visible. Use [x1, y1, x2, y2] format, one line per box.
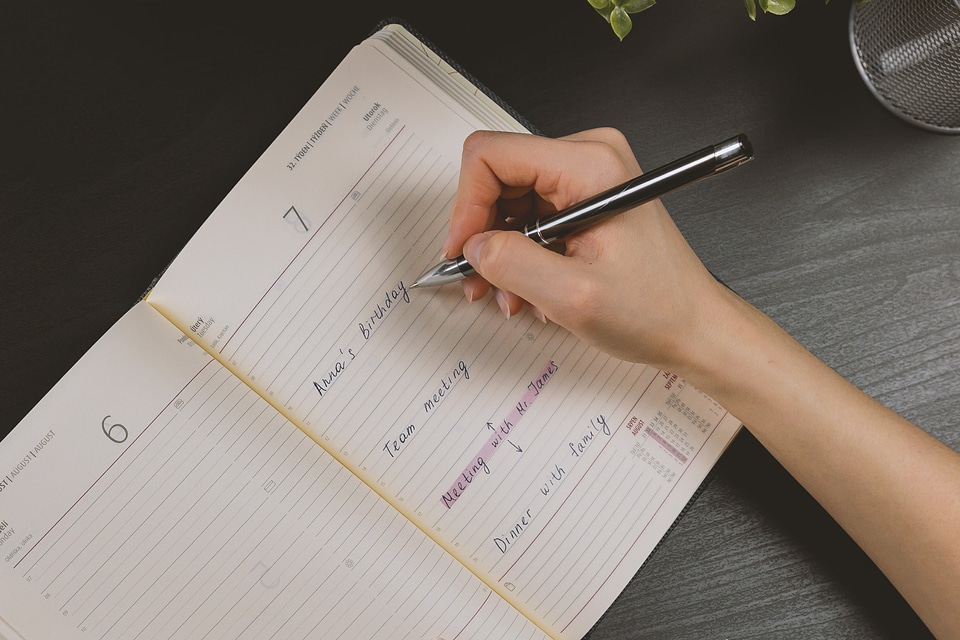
[486, 423, 521, 452]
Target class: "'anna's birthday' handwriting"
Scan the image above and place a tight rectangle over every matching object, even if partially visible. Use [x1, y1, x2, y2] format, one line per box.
[312, 281, 410, 399]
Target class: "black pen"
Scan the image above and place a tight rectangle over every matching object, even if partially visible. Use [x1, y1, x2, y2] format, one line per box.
[412, 134, 753, 288]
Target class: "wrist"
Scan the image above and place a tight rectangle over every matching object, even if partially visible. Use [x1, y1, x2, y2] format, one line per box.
[671, 282, 786, 407]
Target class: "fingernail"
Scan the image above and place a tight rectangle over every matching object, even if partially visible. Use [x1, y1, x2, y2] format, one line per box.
[440, 232, 454, 259]
[529, 305, 547, 324]
[462, 279, 478, 303]
[494, 289, 511, 320]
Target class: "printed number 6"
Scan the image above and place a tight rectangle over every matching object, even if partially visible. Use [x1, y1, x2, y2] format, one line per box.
[101, 416, 128, 444]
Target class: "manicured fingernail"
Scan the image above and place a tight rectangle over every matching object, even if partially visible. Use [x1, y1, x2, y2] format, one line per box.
[529, 305, 547, 324]
[462, 279, 478, 302]
[494, 289, 510, 320]
[441, 232, 454, 259]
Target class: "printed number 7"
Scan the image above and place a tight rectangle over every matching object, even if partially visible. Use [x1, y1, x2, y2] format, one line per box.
[283, 206, 309, 233]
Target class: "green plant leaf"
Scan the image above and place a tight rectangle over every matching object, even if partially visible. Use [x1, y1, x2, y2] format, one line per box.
[591, 0, 841, 39]
[589, 0, 655, 39]
[610, 6, 633, 40]
[758, 0, 796, 15]
[592, 2, 614, 21]
[593, 0, 873, 35]
[619, 0, 656, 12]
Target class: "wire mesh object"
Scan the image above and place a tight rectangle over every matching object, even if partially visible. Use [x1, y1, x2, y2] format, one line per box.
[849, 0, 960, 133]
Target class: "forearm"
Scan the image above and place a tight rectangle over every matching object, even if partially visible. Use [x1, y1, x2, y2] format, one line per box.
[683, 284, 960, 638]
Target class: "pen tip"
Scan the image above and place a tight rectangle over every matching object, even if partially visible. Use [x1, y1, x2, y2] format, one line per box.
[412, 266, 435, 289]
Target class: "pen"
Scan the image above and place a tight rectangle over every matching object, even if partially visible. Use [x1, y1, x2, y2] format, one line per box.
[412, 133, 753, 288]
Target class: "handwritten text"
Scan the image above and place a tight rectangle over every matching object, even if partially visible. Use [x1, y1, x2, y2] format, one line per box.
[441, 360, 558, 509]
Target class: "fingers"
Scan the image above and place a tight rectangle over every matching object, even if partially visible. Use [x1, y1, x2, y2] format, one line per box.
[435, 127, 736, 373]
[462, 229, 588, 324]
[443, 129, 639, 260]
[441, 128, 645, 321]
[558, 127, 642, 176]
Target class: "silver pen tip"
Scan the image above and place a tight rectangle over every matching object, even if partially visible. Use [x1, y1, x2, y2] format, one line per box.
[412, 258, 472, 288]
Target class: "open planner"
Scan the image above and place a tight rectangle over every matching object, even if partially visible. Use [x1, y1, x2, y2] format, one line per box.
[0, 21, 742, 640]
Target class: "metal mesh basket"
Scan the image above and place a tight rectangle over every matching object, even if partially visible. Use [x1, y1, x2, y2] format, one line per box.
[849, 0, 960, 133]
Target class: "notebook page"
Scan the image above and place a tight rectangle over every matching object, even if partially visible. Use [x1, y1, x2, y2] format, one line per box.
[146, 27, 741, 639]
[0, 302, 550, 640]
[0, 617, 24, 640]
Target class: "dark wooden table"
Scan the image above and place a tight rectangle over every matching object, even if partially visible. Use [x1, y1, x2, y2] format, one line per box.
[3, 1, 958, 637]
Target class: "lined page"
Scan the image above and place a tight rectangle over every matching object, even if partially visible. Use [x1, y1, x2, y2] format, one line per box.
[146, 25, 741, 639]
[0, 302, 549, 640]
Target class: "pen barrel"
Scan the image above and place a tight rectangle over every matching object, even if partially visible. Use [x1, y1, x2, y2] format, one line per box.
[414, 134, 751, 288]
[525, 134, 752, 245]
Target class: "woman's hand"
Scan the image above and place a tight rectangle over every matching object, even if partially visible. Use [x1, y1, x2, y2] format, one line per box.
[443, 128, 729, 375]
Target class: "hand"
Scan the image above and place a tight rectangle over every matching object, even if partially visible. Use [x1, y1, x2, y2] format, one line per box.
[444, 128, 731, 375]
[442, 128, 960, 639]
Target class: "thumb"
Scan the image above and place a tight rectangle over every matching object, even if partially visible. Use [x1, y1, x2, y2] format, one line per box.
[463, 230, 580, 322]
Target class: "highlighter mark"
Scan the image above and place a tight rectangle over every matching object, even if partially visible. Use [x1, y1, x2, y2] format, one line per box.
[441, 360, 559, 509]
[644, 425, 688, 464]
